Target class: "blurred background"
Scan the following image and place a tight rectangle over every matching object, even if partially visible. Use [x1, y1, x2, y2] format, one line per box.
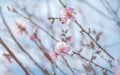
[0, 0, 120, 75]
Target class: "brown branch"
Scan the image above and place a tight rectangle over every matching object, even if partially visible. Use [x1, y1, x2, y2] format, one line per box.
[33, 40, 56, 75]
[57, 0, 114, 60]
[72, 51, 113, 74]
[0, 38, 30, 75]
[62, 56, 75, 74]
[59, 0, 66, 8]
[16, 12, 58, 42]
[13, 9, 74, 74]
[25, 32, 56, 75]
[0, 7, 49, 75]
[44, 16, 115, 61]
[6, 5, 56, 74]
[74, 20, 115, 60]
[54, 63, 66, 75]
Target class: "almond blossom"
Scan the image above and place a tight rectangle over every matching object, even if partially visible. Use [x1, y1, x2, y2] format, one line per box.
[66, 36, 73, 43]
[12, 19, 28, 37]
[49, 50, 58, 62]
[61, 8, 76, 24]
[56, 41, 71, 55]
[16, 24, 26, 35]
[29, 33, 37, 40]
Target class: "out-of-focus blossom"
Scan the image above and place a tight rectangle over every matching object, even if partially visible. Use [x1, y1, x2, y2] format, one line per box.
[66, 36, 73, 43]
[16, 24, 26, 35]
[95, 50, 101, 54]
[61, 8, 76, 24]
[33, 26, 38, 33]
[12, 19, 28, 37]
[61, 36, 73, 43]
[29, 27, 41, 42]
[3, 53, 12, 64]
[29, 33, 37, 40]
[49, 51, 58, 62]
[29, 27, 38, 40]
[91, 55, 97, 60]
[56, 41, 71, 55]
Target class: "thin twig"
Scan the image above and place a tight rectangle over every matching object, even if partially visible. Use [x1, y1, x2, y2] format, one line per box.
[25, 32, 56, 75]
[79, 0, 112, 20]
[101, 0, 120, 26]
[62, 56, 75, 74]
[54, 63, 66, 75]
[72, 51, 113, 74]
[75, 20, 115, 60]
[59, 0, 66, 8]
[16, 12, 58, 42]
[0, 8, 49, 75]
[13, 8, 74, 75]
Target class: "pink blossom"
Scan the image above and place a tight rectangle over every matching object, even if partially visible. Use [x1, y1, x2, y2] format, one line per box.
[12, 19, 28, 37]
[49, 51, 58, 62]
[16, 25, 26, 35]
[33, 26, 38, 33]
[61, 8, 76, 24]
[29, 27, 38, 40]
[56, 42, 71, 55]
[29, 33, 36, 40]
[66, 36, 73, 43]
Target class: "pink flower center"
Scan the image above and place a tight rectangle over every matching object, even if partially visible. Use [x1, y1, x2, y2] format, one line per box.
[17, 25, 26, 32]
[66, 12, 73, 17]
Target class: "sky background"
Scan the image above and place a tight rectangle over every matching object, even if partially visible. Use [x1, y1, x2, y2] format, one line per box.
[0, 0, 120, 75]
